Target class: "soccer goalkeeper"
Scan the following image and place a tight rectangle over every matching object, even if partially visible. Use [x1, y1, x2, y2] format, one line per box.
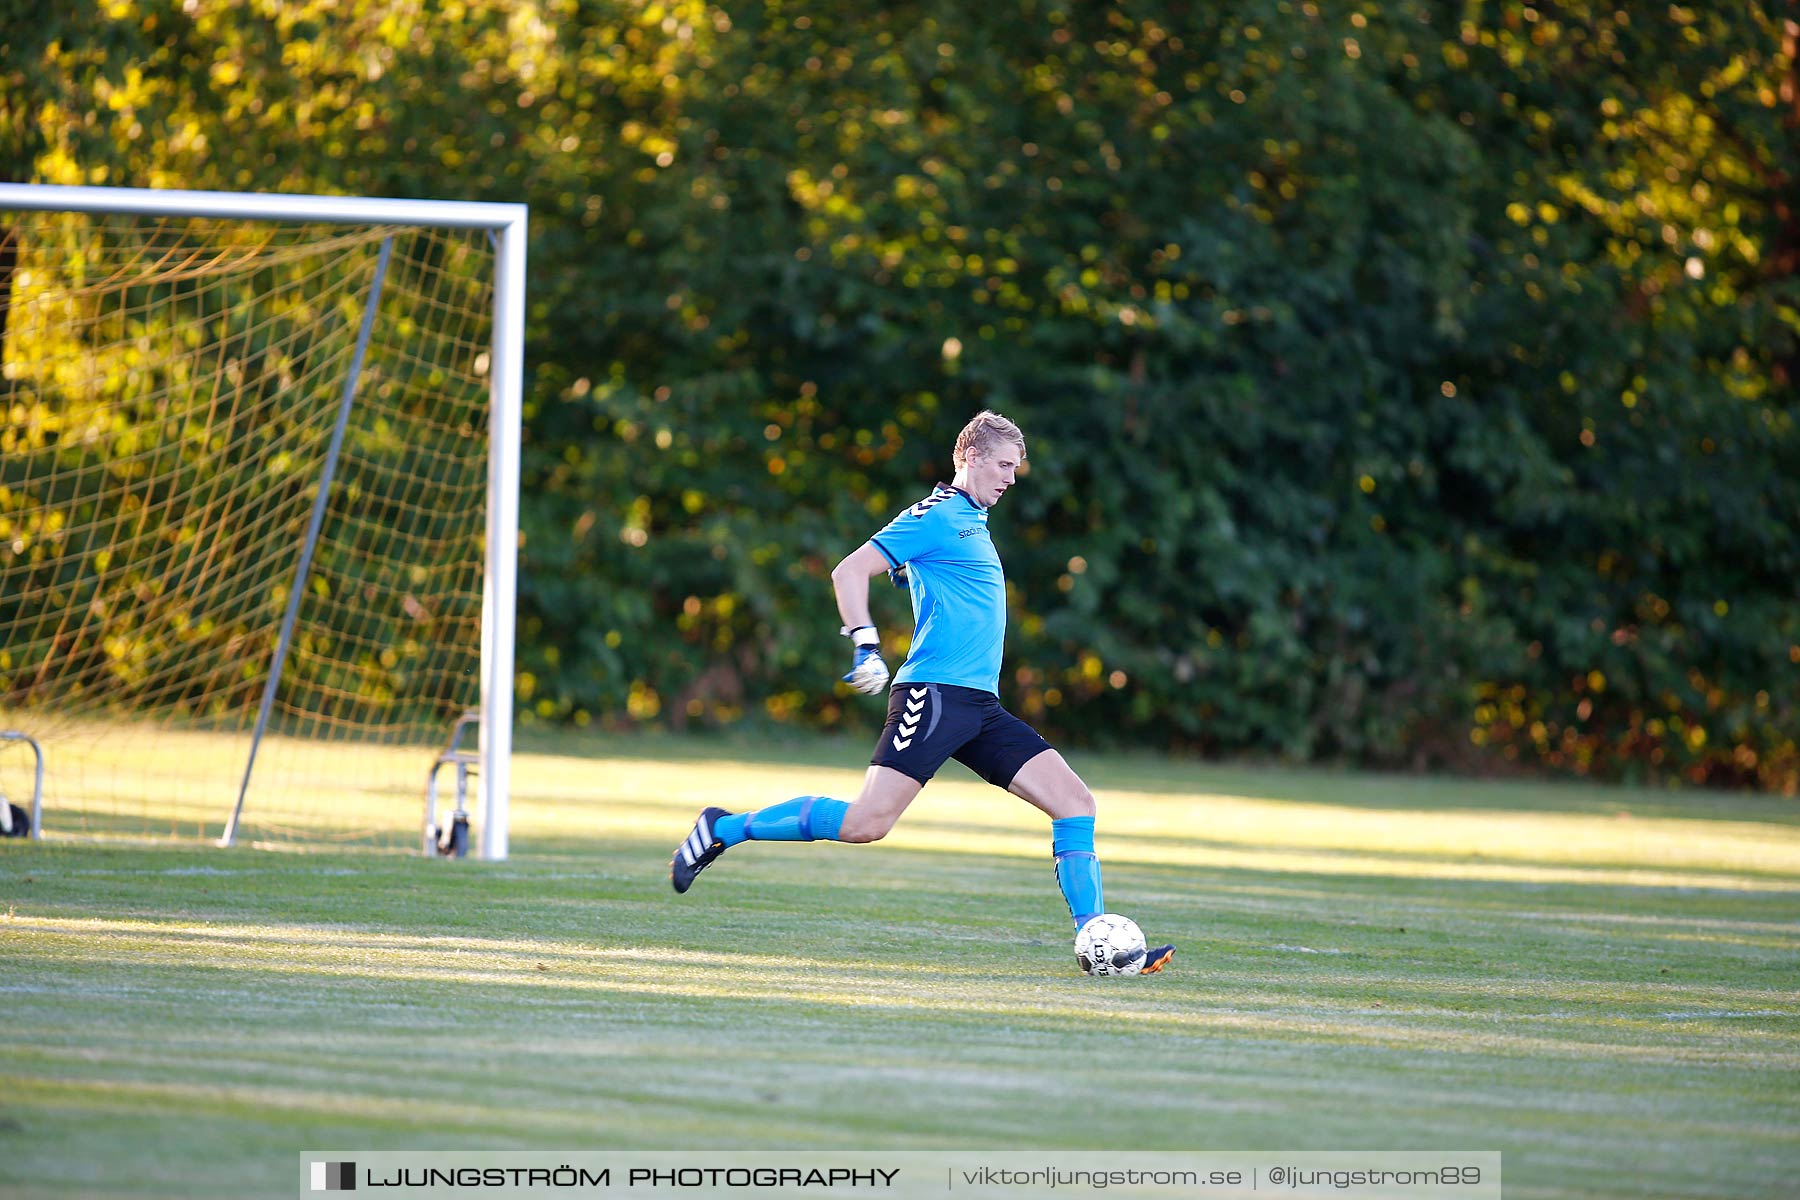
[670, 410, 1174, 975]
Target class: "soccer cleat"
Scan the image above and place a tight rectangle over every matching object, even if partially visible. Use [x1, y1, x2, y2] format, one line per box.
[1138, 943, 1176, 975]
[670, 806, 730, 894]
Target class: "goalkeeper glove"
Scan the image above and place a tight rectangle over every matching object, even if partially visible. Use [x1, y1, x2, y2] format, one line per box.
[887, 563, 909, 589]
[840, 625, 890, 695]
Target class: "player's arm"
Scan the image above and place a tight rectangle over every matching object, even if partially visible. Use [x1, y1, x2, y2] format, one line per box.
[830, 541, 893, 695]
[830, 541, 891, 630]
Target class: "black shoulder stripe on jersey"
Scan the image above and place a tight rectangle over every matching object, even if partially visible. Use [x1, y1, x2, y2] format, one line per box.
[907, 488, 953, 518]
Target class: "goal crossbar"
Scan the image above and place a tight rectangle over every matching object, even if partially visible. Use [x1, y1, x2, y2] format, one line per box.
[0, 183, 526, 860]
[0, 183, 526, 231]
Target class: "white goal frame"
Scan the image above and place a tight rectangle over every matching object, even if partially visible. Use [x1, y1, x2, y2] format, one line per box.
[0, 183, 525, 860]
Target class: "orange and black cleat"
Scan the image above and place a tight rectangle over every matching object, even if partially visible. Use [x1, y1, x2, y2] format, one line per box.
[1139, 944, 1176, 974]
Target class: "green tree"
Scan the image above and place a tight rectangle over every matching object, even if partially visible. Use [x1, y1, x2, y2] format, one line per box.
[6, 0, 1796, 790]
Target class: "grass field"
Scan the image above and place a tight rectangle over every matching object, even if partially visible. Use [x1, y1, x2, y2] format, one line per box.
[2, 728, 1797, 1199]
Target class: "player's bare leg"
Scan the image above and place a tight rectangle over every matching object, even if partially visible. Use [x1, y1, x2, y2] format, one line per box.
[836, 765, 924, 843]
[1006, 749, 1097, 820]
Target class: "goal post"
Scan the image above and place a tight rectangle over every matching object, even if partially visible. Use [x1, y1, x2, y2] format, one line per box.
[0, 184, 524, 859]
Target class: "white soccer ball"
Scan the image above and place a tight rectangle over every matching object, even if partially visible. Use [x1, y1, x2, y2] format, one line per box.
[1075, 913, 1147, 977]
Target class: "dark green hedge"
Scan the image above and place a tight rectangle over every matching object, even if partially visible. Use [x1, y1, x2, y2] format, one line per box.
[8, 1, 1797, 788]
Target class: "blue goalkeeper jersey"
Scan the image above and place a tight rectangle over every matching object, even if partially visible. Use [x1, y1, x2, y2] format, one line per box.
[869, 484, 1005, 695]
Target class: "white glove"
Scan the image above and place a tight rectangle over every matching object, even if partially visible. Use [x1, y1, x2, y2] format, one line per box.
[840, 625, 890, 695]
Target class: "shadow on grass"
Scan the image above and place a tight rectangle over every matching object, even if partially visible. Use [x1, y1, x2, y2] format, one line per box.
[15, 904, 1799, 1057]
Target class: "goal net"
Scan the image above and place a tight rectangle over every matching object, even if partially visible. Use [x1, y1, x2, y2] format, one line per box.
[0, 185, 522, 856]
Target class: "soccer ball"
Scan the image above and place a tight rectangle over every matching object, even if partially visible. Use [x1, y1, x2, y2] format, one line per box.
[1075, 914, 1147, 977]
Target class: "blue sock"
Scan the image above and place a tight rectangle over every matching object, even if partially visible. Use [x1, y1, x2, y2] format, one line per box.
[714, 796, 849, 848]
[1052, 815, 1103, 931]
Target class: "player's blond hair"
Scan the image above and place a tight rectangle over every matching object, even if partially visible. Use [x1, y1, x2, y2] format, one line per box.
[952, 411, 1026, 469]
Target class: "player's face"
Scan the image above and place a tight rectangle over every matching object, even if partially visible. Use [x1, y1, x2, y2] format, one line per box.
[968, 442, 1023, 508]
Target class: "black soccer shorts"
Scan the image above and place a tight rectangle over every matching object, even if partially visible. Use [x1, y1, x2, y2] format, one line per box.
[869, 682, 1052, 787]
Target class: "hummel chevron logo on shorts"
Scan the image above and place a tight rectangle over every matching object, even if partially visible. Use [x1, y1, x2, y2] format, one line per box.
[894, 686, 928, 751]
